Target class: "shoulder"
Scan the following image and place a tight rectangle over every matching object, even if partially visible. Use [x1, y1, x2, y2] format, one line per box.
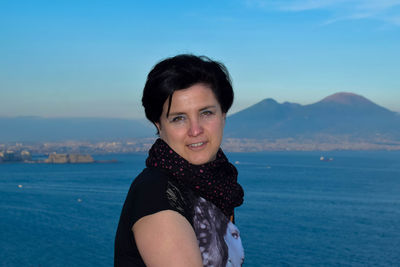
[129, 167, 170, 195]
[129, 167, 193, 223]
[118, 167, 174, 226]
[133, 167, 169, 186]
[127, 167, 172, 201]
[130, 168, 189, 206]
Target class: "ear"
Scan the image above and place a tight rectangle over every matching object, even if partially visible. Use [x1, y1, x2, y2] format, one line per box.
[155, 122, 162, 133]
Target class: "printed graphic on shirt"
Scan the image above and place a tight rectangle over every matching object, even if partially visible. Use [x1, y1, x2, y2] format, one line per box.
[165, 181, 244, 267]
[192, 197, 244, 267]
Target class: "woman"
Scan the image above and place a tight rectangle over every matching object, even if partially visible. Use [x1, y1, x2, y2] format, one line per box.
[115, 54, 245, 267]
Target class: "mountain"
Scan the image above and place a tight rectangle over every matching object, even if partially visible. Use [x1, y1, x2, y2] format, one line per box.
[2, 92, 399, 145]
[0, 117, 155, 142]
[225, 92, 400, 140]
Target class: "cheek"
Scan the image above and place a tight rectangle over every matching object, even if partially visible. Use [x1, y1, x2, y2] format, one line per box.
[161, 125, 186, 143]
[212, 118, 225, 135]
[159, 127, 169, 142]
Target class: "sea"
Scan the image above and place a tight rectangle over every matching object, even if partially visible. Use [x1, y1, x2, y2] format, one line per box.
[1, 150, 400, 267]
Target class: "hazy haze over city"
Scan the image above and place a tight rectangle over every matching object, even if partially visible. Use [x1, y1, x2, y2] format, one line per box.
[1, 0, 400, 119]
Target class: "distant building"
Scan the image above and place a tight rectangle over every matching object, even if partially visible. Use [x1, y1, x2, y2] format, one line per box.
[0, 150, 31, 162]
[45, 153, 94, 164]
[21, 150, 32, 161]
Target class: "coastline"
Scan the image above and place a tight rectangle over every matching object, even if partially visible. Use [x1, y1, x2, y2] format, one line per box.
[1, 137, 400, 157]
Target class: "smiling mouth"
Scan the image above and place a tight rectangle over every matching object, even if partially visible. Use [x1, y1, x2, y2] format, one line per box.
[188, 142, 206, 148]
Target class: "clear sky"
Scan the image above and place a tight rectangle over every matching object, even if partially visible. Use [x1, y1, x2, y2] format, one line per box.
[1, 0, 400, 118]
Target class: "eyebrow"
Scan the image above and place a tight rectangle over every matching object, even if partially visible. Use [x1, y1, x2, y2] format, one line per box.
[200, 105, 217, 111]
[167, 105, 217, 117]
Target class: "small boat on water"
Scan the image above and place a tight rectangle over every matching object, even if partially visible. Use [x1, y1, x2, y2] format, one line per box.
[320, 156, 334, 161]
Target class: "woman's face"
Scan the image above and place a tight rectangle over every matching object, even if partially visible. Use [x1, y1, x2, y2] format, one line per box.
[156, 84, 226, 165]
[224, 221, 244, 267]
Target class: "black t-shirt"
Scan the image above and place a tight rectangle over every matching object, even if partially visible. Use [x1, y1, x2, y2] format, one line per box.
[114, 167, 244, 267]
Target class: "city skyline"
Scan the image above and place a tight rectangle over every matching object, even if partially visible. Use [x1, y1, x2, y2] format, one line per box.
[1, 0, 400, 119]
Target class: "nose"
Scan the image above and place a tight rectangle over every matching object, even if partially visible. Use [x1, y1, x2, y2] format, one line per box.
[188, 118, 203, 137]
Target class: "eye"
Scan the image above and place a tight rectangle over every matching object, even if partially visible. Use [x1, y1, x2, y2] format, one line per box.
[201, 110, 214, 116]
[170, 115, 185, 123]
[231, 230, 239, 239]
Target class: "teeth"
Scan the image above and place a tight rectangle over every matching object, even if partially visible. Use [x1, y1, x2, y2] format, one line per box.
[190, 142, 204, 147]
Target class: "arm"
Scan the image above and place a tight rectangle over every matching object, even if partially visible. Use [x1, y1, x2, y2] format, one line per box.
[133, 210, 203, 267]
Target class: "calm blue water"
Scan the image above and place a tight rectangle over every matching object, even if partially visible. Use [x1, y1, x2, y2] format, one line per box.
[1, 151, 400, 266]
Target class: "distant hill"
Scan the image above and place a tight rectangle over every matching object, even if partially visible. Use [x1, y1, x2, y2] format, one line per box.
[225, 92, 400, 140]
[0, 117, 155, 142]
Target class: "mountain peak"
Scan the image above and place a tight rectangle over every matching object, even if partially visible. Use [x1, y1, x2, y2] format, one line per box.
[259, 98, 279, 105]
[319, 92, 372, 105]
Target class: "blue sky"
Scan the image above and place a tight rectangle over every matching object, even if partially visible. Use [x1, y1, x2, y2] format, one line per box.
[1, 0, 400, 118]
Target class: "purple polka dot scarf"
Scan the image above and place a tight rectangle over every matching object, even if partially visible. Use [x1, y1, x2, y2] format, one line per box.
[146, 138, 244, 218]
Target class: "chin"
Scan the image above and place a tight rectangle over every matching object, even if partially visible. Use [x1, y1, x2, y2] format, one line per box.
[187, 154, 214, 165]
[188, 158, 209, 165]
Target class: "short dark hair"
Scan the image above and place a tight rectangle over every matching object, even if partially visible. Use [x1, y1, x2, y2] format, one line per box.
[142, 54, 234, 132]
